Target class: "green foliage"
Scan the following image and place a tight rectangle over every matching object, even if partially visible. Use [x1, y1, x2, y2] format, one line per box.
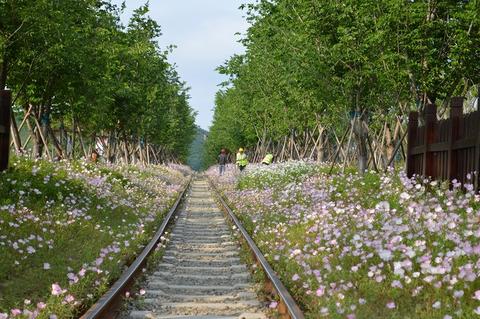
[0, 1, 196, 161]
[206, 0, 480, 163]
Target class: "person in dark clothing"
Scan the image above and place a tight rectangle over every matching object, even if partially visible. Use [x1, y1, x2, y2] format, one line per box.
[218, 149, 228, 175]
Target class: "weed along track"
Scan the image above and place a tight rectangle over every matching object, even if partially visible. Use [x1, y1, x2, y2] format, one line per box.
[83, 177, 305, 319]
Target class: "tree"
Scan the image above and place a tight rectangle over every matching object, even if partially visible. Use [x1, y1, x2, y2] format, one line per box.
[207, 0, 480, 171]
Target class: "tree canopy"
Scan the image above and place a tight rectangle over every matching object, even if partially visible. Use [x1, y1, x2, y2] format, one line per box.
[205, 0, 480, 166]
[1, 0, 196, 162]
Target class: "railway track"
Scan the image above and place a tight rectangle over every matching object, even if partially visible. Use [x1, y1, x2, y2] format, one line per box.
[82, 176, 304, 319]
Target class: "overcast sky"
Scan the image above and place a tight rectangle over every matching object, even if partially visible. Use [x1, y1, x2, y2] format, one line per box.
[111, 0, 251, 130]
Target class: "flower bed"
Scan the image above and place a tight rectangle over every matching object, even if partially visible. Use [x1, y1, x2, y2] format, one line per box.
[0, 158, 190, 318]
[207, 162, 480, 319]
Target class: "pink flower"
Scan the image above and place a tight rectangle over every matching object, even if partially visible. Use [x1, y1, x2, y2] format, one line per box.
[473, 245, 480, 255]
[51, 283, 65, 296]
[139, 289, 146, 296]
[347, 314, 356, 319]
[37, 302, 46, 309]
[11, 309, 22, 316]
[386, 301, 396, 309]
[292, 274, 300, 281]
[64, 295, 75, 303]
[474, 290, 480, 300]
[316, 287, 324, 297]
[269, 301, 278, 308]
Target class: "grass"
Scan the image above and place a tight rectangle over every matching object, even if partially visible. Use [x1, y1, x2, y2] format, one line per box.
[0, 157, 189, 318]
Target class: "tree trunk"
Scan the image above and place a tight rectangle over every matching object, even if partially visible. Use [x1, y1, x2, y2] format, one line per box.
[71, 117, 76, 158]
[59, 120, 67, 153]
[123, 137, 129, 164]
[31, 105, 44, 158]
[385, 123, 394, 168]
[0, 57, 8, 90]
[40, 105, 49, 155]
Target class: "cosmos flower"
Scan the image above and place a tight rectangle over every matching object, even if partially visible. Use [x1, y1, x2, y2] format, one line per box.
[269, 301, 278, 308]
[386, 301, 396, 309]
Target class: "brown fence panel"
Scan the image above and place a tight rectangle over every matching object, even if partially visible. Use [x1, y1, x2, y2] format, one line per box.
[0, 90, 11, 171]
[406, 96, 480, 189]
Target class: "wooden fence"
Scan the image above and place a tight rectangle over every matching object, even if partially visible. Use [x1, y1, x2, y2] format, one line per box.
[0, 90, 11, 171]
[407, 96, 480, 188]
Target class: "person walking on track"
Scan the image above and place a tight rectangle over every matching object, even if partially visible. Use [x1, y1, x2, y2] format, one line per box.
[236, 148, 248, 172]
[218, 148, 228, 175]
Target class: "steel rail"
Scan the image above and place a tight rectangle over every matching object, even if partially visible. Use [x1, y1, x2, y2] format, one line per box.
[80, 178, 191, 319]
[209, 180, 305, 319]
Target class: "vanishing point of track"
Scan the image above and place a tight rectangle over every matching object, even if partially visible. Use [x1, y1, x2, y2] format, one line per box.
[81, 176, 304, 319]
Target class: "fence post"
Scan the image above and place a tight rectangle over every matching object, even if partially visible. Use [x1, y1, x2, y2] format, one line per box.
[475, 96, 480, 190]
[0, 90, 12, 171]
[406, 111, 418, 178]
[448, 97, 463, 183]
[422, 103, 437, 178]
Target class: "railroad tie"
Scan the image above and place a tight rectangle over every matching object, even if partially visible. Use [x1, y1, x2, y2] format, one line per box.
[124, 179, 267, 319]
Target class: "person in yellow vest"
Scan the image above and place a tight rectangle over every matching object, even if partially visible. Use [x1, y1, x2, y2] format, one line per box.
[262, 153, 273, 165]
[236, 148, 248, 172]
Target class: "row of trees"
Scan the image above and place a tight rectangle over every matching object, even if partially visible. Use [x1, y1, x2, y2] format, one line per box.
[1, 0, 196, 163]
[205, 0, 480, 171]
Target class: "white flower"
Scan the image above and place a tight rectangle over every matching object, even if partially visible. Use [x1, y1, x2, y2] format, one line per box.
[378, 249, 392, 261]
[400, 192, 411, 200]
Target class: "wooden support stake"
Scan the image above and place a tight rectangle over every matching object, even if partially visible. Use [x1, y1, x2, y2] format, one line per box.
[278, 300, 288, 318]
[384, 129, 408, 172]
[31, 114, 52, 160]
[329, 124, 351, 174]
[342, 118, 356, 173]
[0, 90, 12, 171]
[10, 104, 32, 148]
